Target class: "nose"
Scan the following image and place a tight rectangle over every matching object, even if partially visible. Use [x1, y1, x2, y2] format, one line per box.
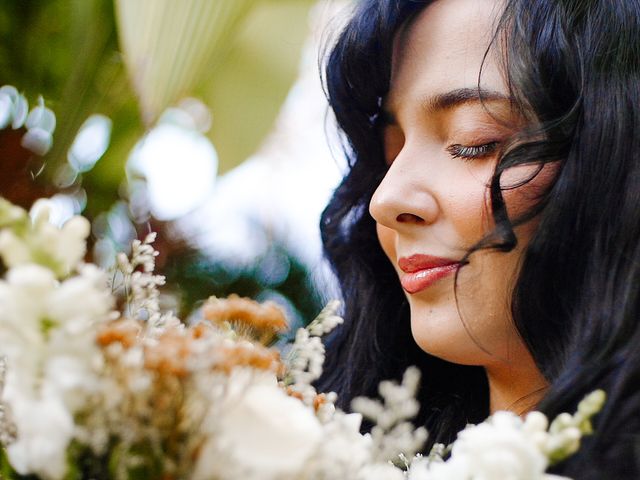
[369, 149, 440, 231]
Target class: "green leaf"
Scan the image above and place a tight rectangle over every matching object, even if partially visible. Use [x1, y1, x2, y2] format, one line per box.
[0, 448, 21, 480]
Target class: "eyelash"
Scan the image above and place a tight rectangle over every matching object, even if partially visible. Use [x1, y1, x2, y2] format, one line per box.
[446, 142, 499, 161]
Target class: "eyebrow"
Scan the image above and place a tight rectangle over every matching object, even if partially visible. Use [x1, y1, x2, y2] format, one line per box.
[381, 87, 511, 124]
[427, 87, 510, 111]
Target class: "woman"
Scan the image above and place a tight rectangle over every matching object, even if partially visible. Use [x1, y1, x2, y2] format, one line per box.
[318, 0, 640, 477]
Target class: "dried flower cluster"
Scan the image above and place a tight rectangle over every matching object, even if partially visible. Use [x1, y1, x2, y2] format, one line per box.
[0, 198, 604, 480]
[203, 294, 288, 344]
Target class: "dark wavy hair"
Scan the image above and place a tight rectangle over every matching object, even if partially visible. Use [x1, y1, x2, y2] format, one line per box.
[317, 0, 640, 477]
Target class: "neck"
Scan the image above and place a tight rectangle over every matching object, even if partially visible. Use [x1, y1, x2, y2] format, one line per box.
[485, 354, 548, 416]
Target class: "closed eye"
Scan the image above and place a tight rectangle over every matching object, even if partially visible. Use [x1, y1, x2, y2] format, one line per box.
[446, 142, 499, 161]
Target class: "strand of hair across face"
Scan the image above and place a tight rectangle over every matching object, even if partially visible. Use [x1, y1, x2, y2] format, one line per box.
[506, 385, 550, 416]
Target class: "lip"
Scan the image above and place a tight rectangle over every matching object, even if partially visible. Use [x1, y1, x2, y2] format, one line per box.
[398, 254, 461, 294]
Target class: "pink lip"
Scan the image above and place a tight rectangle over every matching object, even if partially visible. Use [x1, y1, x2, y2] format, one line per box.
[398, 254, 460, 294]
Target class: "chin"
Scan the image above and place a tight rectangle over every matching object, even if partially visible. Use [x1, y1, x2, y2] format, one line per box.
[408, 305, 495, 366]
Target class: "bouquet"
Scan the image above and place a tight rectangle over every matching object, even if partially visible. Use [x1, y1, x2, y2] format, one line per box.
[0, 197, 604, 480]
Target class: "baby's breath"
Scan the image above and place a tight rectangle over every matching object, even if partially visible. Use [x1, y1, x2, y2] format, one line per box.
[282, 301, 343, 410]
[113, 232, 174, 333]
[352, 366, 428, 464]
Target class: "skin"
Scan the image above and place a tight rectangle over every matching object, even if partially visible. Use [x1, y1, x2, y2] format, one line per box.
[368, 0, 550, 414]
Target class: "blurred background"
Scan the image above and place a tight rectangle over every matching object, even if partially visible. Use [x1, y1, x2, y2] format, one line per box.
[0, 0, 350, 332]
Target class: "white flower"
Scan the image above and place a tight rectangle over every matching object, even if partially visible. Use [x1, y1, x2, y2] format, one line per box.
[0, 264, 57, 358]
[306, 412, 373, 478]
[0, 265, 112, 375]
[407, 455, 432, 480]
[454, 412, 548, 479]
[409, 411, 549, 480]
[6, 395, 74, 480]
[0, 263, 113, 477]
[194, 372, 323, 480]
[408, 454, 471, 480]
[357, 462, 405, 480]
[0, 230, 31, 266]
[0, 200, 90, 278]
[30, 207, 90, 278]
[47, 264, 113, 334]
[0, 198, 27, 226]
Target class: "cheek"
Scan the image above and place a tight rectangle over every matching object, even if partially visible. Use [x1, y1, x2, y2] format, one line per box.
[376, 223, 397, 262]
[501, 162, 558, 220]
[446, 169, 494, 244]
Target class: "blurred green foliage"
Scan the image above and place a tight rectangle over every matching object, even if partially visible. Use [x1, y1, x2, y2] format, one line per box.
[164, 243, 324, 333]
[203, 1, 314, 172]
[0, 0, 141, 216]
[0, 0, 315, 211]
[0, 0, 325, 323]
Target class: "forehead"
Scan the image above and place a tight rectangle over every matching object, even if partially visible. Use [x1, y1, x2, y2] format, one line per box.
[388, 0, 505, 111]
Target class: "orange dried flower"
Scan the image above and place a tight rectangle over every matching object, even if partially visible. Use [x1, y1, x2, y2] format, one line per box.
[313, 393, 328, 412]
[96, 318, 142, 349]
[191, 322, 210, 339]
[285, 386, 305, 402]
[216, 342, 283, 375]
[144, 328, 193, 377]
[203, 294, 289, 344]
[285, 389, 328, 412]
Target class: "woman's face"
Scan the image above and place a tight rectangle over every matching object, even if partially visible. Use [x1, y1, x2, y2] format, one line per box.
[370, 0, 547, 368]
